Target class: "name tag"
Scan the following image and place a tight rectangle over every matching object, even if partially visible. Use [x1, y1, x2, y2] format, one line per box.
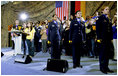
[74, 24, 78, 26]
[52, 25, 55, 27]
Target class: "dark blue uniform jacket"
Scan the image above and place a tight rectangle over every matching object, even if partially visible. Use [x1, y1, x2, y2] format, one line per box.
[48, 21, 60, 42]
[96, 14, 113, 41]
[69, 18, 86, 44]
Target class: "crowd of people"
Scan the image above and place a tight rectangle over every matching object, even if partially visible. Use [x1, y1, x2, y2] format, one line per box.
[10, 6, 117, 74]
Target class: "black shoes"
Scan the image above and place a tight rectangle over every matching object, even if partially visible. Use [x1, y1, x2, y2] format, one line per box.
[89, 56, 94, 58]
[100, 68, 114, 74]
[78, 65, 83, 68]
[107, 69, 114, 73]
[73, 65, 77, 68]
[100, 69, 107, 74]
[112, 59, 117, 61]
[73, 65, 83, 68]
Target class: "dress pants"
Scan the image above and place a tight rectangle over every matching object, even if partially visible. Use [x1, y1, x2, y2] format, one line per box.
[51, 41, 60, 59]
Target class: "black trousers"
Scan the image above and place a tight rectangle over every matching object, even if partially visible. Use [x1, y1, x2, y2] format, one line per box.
[51, 41, 61, 59]
[86, 38, 93, 56]
[65, 42, 72, 56]
[34, 38, 41, 52]
[99, 40, 112, 70]
[72, 42, 82, 66]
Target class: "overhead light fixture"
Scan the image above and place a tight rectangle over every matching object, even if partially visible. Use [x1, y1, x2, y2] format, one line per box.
[20, 13, 28, 21]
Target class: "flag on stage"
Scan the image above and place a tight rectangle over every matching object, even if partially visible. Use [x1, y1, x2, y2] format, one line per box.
[55, 1, 69, 21]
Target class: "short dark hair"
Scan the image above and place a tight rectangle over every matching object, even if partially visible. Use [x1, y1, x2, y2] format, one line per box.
[35, 21, 40, 25]
[16, 19, 19, 20]
[64, 16, 66, 20]
[52, 14, 56, 17]
[75, 10, 81, 15]
[38, 21, 40, 24]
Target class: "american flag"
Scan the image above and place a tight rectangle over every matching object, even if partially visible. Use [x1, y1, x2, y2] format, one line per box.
[55, 1, 69, 21]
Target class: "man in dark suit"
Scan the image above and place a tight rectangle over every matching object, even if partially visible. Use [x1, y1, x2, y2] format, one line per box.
[48, 14, 61, 59]
[69, 10, 86, 68]
[96, 6, 114, 74]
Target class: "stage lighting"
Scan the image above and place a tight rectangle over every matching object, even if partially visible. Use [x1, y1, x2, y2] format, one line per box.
[20, 13, 28, 21]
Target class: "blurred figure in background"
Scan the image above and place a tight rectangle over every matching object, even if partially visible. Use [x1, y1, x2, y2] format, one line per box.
[112, 12, 117, 61]
[34, 21, 42, 52]
[11, 20, 22, 56]
[69, 15, 74, 21]
[11, 20, 21, 49]
[25, 22, 35, 57]
[40, 21, 47, 53]
[21, 22, 27, 55]
[86, 19, 96, 58]
[62, 20, 72, 56]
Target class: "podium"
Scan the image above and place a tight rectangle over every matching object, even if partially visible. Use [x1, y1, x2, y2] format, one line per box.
[9, 30, 22, 56]
[14, 35, 22, 56]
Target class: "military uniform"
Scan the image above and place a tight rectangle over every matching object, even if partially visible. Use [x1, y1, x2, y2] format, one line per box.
[48, 20, 61, 59]
[96, 14, 113, 73]
[69, 18, 86, 67]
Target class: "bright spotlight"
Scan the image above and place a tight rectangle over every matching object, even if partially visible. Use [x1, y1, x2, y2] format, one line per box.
[20, 13, 28, 21]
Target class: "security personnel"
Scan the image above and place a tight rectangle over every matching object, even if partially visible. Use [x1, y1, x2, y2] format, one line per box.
[69, 10, 86, 68]
[48, 14, 61, 59]
[96, 6, 114, 74]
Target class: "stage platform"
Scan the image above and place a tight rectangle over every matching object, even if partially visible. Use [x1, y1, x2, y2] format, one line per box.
[1, 47, 117, 75]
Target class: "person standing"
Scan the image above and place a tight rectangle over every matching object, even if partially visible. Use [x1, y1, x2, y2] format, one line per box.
[96, 6, 114, 74]
[11, 20, 22, 49]
[34, 21, 42, 52]
[69, 15, 74, 21]
[11, 20, 22, 56]
[69, 10, 85, 68]
[40, 24, 47, 53]
[48, 14, 61, 59]
[62, 20, 72, 56]
[86, 19, 96, 58]
[112, 13, 117, 61]
[25, 22, 35, 57]
[21, 22, 27, 55]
